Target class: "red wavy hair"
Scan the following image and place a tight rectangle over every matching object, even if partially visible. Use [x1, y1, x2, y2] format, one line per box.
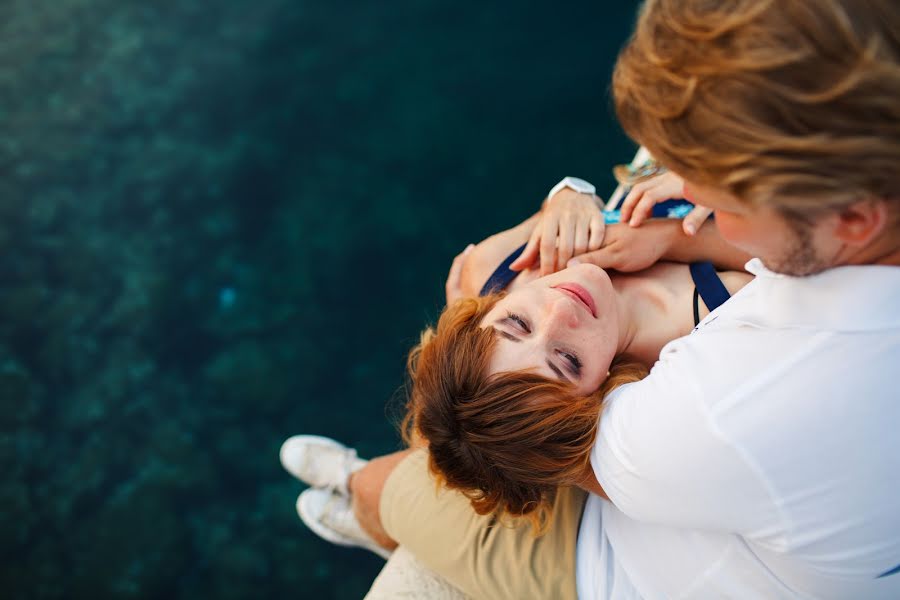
[403, 295, 646, 530]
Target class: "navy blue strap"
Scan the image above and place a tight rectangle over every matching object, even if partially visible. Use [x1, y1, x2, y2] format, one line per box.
[479, 243, 527, 296]
[692, 286, 702, 327]
[689, 261, 731, 314]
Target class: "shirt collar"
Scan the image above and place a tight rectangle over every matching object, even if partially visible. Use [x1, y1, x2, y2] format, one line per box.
[740, 258, 900, 331]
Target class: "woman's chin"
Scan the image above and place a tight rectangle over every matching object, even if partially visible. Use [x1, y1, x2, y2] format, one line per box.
[567, 262, 612, 292]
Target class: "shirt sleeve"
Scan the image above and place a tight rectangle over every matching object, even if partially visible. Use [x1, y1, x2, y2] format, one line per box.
[592, 339, 782, 537]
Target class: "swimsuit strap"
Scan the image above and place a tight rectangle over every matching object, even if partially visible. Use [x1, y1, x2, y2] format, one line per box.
[479, 244, 527, 297]
[689, 261, 731, 324]
[692, 286, 702, 327]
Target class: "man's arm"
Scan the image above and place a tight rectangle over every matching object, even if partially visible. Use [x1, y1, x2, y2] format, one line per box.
[576, 462, 609, 500]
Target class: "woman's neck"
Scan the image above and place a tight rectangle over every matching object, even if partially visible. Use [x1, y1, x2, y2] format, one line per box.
[610, 264, 697, 366]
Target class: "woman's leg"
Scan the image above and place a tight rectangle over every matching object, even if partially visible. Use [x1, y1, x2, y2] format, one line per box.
[371, 449, 584, 600]
[349, 449, 413, 551]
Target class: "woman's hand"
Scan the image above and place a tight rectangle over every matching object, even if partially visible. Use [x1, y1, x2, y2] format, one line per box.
[445, 244, 474, 304]
[568, 220, 680, 272]
[620, 171, 712, 235]
[509, 189, 605, 276]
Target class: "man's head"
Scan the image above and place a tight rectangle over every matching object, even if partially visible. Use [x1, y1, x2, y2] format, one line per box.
[614, 0, 900, 274]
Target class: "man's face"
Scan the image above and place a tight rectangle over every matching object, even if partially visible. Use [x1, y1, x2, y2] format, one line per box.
[682, 179, 834, 276]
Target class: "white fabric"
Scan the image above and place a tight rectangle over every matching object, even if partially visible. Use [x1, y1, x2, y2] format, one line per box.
[577, 259, 900, 599]
[365, 546, 471, 600]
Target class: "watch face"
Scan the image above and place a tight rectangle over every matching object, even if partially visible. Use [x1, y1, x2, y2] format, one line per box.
[564, 176, 595, 194]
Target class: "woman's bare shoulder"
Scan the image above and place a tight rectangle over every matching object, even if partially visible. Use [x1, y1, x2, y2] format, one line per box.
[627, 261, 752, 298]
[459, 214, 540, 297]
[718, 270, 754, 296]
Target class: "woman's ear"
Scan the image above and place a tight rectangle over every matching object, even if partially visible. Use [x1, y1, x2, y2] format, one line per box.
[833, 198, 889, 247]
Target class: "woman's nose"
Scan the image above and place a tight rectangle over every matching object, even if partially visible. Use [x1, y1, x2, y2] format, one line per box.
[544, 294, 580, 332]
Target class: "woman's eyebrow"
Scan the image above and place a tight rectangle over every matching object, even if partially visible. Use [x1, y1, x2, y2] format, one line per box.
[492, 327, 571, 382]
[547, 360, 571, 383]
[492, 327, 522, 343]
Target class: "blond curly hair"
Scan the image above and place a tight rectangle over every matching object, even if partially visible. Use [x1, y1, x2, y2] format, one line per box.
[613, 0, 900, 222]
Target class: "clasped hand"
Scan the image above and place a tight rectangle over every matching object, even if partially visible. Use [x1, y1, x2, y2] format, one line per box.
[619, 171, 712, 235]
[513, 172, 715, 274]
[508, 189, 606, 276]
[446, 172, 717, 304]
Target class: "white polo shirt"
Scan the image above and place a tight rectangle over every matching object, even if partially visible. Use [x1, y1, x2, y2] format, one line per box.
[576, 259, 900, 599]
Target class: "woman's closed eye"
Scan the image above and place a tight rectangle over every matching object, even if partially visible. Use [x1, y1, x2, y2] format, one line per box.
[505, 311, 531, 334]
[557, 349, 582, 377]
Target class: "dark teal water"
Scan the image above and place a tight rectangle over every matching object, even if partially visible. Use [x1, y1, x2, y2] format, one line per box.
[1, 2, 638, 598]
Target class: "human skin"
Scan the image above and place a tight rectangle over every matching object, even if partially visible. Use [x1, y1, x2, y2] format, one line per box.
[678, 180, 900, 274]
[347, 452, 408, 552]
[482, 263, 622, 396]
[349, 263, 625, 549]
[343, 261, 682, 548]
[347, 261, 631, 551]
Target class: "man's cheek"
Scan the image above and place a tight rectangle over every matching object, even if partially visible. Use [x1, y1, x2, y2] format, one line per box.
[712, 213, 745, 244]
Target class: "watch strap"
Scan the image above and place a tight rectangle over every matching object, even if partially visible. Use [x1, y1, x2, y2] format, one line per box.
[547, 176, 596, 203]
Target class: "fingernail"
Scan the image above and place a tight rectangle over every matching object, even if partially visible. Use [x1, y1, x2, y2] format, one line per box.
[568, 258, 581, 266]
[684, 223, 696, 236]
[465, 244, 475, 253]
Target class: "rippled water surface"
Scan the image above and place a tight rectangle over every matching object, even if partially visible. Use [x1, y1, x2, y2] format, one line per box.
[1, 1, 637, 597]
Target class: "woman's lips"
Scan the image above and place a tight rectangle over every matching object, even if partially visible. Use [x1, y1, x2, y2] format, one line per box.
[553, 283, 597, 318]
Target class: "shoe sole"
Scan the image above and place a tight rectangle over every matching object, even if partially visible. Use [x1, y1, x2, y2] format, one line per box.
[297, 490, 392, 560]
[279, 434, 348, 484]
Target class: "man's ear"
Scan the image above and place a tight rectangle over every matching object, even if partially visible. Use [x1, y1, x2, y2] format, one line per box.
[833, 199, 889, 247]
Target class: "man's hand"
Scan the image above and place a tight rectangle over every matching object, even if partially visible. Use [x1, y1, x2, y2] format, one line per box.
[445, 244, 474, 304]
[568, 220, 680, 272]
[620, 171, 712, 235]
[509, 189, 605, 276]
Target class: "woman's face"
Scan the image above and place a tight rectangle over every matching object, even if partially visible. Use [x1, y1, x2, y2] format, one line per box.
[480, 263, 620, 395]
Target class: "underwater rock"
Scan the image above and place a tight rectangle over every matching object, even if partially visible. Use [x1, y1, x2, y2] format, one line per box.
[1, 0, 633, 596]
[0, 282, 50, 330]
[0, 357, 39, 426]
[67, 471, 188, 598]
[0, 477, 33, 555]
[202, 339, 291, 417]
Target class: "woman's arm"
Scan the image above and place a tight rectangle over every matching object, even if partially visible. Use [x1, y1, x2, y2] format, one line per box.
[571, 218, 752, 273]
[456, 213, 541, 298]
[456, 187, 606, 297]
[663, 219, 752, 271]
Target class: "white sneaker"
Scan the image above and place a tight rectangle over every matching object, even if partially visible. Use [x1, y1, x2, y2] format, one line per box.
[297, 488, 393, 560]
[279, 435, 366, 496]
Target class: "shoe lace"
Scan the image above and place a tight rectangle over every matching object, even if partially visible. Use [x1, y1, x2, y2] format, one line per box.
[321, 493, 367, 541]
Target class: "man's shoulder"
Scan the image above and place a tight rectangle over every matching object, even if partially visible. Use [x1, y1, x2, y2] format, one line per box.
[612, 314, 900, 422]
